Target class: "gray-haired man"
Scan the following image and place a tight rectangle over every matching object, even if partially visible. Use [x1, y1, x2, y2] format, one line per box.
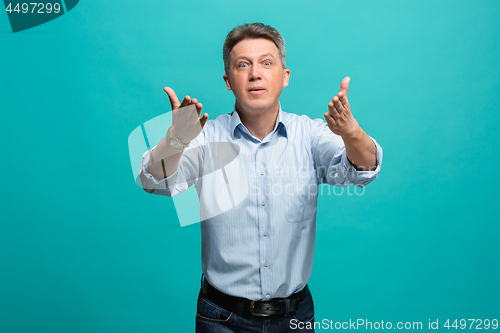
[140, 22, 383, 332]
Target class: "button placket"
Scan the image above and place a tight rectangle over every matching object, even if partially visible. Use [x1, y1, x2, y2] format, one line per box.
[256, 141, 272, 302]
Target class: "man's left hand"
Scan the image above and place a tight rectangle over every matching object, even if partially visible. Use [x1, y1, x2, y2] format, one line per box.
[324, 77, 361, 138]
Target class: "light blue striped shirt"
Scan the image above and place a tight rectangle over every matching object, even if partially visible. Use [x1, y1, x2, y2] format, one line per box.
[140, 104, 383, 300]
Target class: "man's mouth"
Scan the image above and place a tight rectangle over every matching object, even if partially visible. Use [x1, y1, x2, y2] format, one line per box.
[248, 87, 266, 95]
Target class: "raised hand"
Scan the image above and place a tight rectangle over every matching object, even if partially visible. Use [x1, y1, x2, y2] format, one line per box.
[164, 87, 209, 143]
[323, 77, 360, 138]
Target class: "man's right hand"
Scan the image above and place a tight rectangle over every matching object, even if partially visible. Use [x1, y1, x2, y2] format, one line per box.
[164, 87, 209, 143]
[144, 87, 209, 181]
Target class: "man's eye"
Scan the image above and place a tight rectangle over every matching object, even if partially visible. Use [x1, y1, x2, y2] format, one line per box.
[263, 61, 271, 66]
[239, 63, 248, 68]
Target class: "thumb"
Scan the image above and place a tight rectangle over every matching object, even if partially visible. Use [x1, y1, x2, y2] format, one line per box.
[164, 86, 181, 110]
[340, 77, 350, 98]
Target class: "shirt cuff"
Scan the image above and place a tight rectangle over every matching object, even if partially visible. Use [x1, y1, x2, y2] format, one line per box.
[140, 148, 180, 191]
[341, 137, 383, 188]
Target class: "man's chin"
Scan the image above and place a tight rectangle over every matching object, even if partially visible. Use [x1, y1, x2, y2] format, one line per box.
[234, 94, 279, 113]
[245, 104, 275, 114]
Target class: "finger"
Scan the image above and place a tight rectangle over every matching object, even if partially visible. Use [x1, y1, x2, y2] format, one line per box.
[200, 113, 209, 128]
[164, 87, 181, 110]
[337, 91, 350, 110]
[332, 96, 345, 114]
[179, 95, 191, 108]
[328, 101, 339, 118]
[339, 77, 350, 98]
[190, 98, 202, 114]
[195, 102, 203, 116]
[324, 111, 335, 127]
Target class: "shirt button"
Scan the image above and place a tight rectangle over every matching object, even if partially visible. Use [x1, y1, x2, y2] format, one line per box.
[260, 145, 264, 148]
[262, 200, 266, 206]
[264, 261, 269, 267]
[263, 231, 268, 237]
[260, 170, 265, 175]
[266, 294, 271, 299]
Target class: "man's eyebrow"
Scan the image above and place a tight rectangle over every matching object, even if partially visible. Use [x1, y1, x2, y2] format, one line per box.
[233, 53, 276, 62]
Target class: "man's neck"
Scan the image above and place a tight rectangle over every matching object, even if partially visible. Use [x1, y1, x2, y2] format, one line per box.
[235, 102, 279, 141]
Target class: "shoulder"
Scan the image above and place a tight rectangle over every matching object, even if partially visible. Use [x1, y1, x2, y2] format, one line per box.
[205, 113, 231, 132]
[281, 110, 328, 134]
[192, 113, 232, 143]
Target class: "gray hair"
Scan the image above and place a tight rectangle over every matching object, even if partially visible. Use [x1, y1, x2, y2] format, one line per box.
[223, 22, 286, 75]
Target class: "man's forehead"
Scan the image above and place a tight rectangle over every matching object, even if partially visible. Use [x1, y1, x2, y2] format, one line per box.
[231, 38, 278, 58]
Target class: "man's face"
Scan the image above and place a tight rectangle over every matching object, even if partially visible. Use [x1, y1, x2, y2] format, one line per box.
[223, 38, 290, 114]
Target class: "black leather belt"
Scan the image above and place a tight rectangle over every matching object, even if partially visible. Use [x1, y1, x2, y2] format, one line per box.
[201, 278, 309, 317]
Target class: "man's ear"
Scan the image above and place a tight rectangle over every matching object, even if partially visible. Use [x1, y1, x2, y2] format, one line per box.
[283, 68, 290, 88]
[223, 74, 232, 91]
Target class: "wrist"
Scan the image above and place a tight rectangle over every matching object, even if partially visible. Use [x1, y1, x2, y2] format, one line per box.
[169, 126, 190, 145]
[167, 126, 190, 150]
[340, 123, 362, 141]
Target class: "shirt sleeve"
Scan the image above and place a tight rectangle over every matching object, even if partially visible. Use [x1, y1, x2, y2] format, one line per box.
[310, 118, 383, 188]
[139, 132, 206, 197]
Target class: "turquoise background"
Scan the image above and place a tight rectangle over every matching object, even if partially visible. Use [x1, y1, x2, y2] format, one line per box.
[1, 0, 499, 332]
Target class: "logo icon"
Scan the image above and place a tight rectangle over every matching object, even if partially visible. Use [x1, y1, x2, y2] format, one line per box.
[128, 109, 248, 227]
[4, 1, 79, 33]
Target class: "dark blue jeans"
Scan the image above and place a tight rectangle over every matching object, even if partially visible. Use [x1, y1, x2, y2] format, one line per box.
[195, 288, 315, 332]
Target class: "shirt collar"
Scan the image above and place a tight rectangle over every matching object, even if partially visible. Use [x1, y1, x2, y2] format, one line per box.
[230, 102, 288, 140]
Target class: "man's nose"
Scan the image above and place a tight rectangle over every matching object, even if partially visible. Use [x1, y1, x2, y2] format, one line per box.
[249, 66, 262, 80]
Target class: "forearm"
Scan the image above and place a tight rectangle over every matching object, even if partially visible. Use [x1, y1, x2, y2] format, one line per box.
[342, 126, 377, 171]
[148, 127, 184, 179]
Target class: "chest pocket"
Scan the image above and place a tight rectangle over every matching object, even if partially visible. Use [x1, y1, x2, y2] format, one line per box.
[282, 170, 318, 223]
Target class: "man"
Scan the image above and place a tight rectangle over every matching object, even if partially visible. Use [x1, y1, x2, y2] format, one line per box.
[140, 23, 382, 332]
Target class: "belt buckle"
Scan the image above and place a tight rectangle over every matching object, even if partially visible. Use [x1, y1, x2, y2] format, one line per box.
[250, 300, 272, 317]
